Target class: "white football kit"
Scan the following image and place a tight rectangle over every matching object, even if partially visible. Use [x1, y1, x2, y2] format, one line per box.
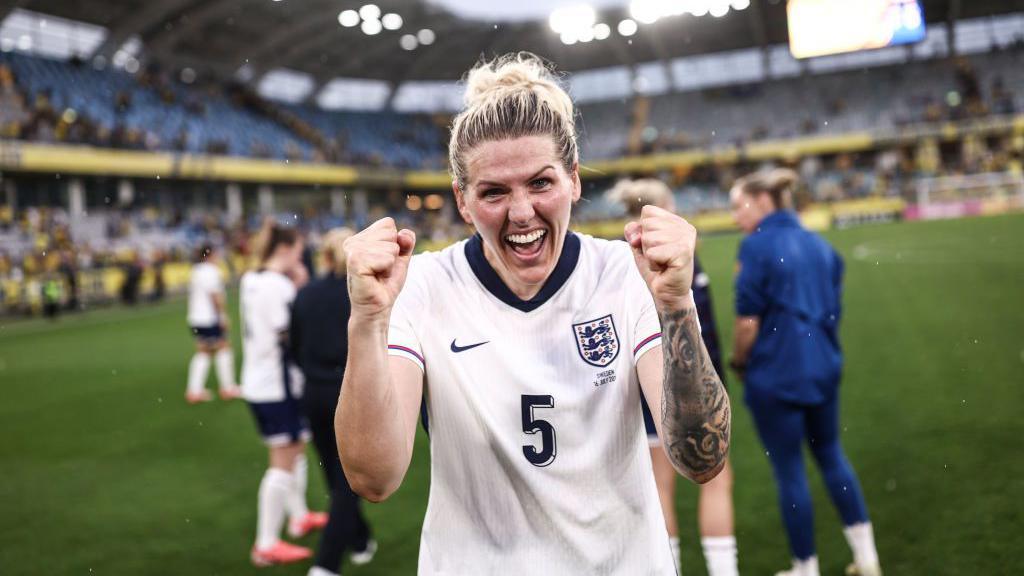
[388, 232, 683, 575]
[187, 261, 224, 327]
[239, 270, 303, 403]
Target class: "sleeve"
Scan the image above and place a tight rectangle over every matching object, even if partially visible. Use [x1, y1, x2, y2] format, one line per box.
[387, 258, 426, 372]
[623, 249, 701, 363]
[735, 237, 769, 317]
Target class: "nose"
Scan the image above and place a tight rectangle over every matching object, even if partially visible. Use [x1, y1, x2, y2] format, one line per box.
[507, 189, 535, 226]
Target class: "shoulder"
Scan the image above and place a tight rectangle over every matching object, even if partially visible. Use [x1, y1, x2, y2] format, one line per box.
[576, 233, 634, 272]
[407, 239, 467, 285]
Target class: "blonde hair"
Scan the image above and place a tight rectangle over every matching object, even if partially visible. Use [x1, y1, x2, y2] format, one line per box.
[733, 168, 798, 209]
[321, 227, 354, 275]
[605, 178, 674, 216]
[449, 52, 577, 190]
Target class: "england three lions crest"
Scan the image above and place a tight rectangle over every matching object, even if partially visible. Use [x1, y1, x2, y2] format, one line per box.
[573, 314, 620, 367]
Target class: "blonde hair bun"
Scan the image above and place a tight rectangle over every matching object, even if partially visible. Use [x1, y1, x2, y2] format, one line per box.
[605, 178, 674, 216]
[463, 52, 573, 123]
[449, 52, 578, 188]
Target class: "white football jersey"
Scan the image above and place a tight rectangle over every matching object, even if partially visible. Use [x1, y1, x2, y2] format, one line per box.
[240, 270, 303, 403]
[388, 232, 681, 576]
[187, 262, 223, 326]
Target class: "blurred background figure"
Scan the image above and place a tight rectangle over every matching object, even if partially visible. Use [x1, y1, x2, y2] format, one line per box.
[184, 243, 239, 404]
[291, 227, 376, 576]
[607, 178, 738, 576]
[729, 169, 880, 576]
[240, 221, 325, 567]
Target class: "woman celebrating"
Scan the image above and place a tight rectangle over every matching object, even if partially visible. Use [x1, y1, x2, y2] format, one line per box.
[607, 178, 738, 576]
[729, 169, 881, 576]
[338, 53, 730, 575]
[240, 222, 325, 566]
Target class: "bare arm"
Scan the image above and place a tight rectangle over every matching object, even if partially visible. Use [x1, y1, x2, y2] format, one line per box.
[628, 205, 729, 484]
[638, 300, 731, 484]
[731, 315, 760, 366]
[337, 315, 423, 502]
[334, 217, 420, 502]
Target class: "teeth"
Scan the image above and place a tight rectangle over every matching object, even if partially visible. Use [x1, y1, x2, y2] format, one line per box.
[506, 230, 546, 245]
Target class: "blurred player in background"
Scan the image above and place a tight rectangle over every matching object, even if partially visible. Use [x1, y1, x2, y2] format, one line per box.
[338, 53, 730, 575]
[291, 227, 376, 576]
[240, 222, 325, 566]
[729, 169, 880, 576]
[184, 243, 239, 403]
[607, 178, 738, 576]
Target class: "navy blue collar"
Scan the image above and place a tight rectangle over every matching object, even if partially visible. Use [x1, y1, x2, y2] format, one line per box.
[465, 232, 581, 312]
[757, 210, 802, 231]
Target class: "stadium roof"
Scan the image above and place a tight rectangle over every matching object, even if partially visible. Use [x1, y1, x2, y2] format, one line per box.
[2, 0, 1020, 87]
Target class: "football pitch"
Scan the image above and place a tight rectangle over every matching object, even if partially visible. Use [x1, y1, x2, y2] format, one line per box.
[1, 214, 1022, 575]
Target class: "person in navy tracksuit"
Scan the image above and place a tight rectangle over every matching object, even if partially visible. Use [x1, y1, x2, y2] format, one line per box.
[728, 169, 881, 576]
[608, 178, 738, 576]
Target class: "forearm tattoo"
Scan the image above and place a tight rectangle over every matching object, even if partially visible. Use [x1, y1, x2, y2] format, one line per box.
[659, 305, 731, 483]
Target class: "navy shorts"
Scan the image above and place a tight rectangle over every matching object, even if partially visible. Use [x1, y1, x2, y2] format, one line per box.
[248, 400, 311, 446]
[190, 324, 224, 344]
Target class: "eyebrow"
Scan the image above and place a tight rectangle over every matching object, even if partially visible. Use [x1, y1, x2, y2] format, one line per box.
[475, 165, 555, 189]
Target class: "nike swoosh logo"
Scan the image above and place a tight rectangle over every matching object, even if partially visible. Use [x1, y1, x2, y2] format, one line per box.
[450, 339, 489, 353]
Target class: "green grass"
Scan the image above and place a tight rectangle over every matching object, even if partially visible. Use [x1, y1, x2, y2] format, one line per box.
[1, 214, 1022, 575]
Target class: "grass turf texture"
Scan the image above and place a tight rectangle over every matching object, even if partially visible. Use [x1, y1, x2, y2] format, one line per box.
[1, 214, 1022, 575]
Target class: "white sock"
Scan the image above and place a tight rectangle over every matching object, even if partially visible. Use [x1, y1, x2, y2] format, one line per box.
[843, 522, 880, 567]
[668, 536, 680, 574]
[214, 348, 237, 390]
[307, 568, 338, 576]
[286, 453, 310, 522]
[702, 536, 739, 576]
[256, 468, 292, 550]
[790, 556, 820, 576]
[186, 352, 211, 395]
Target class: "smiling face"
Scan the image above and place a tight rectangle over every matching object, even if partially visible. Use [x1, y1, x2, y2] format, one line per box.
[454, 135, 581, 300]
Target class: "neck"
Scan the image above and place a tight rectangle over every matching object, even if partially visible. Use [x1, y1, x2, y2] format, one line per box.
[263, 257, 288, 274]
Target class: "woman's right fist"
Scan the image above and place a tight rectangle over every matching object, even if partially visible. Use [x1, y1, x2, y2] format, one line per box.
[342, 217, 416, 321]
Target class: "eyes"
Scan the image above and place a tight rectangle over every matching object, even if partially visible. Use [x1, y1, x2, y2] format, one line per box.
[479, 178, 553, 200]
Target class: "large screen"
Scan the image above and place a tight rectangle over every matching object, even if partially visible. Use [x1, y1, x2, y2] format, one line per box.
[787, 0, 926, 59]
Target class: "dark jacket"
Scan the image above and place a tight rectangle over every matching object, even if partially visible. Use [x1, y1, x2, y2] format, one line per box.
[290, 272, 350, 386]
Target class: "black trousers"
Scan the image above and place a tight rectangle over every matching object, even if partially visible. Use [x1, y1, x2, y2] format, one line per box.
[302, 382, 371, 571]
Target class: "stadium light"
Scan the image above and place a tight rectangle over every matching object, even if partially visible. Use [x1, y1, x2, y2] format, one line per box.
[359, 4, 381, 20]
[417, 29, 435, 45]
[618, 18, 638, 36]
[362, 19, 383, 35]
[578, 27, 595, 42]
[731, 0, 750, 10]
[382, 13, 403, 30]
[549, 5, 596, 34]
[338, 10, 359, 27]
[400, 34, 418, 50]
[630, 0, 665, 24]
[560, 31, 578, 45]
[709, 0, 730, 18]
[689, 0, 710, 17]
[593, 22, 611, 40]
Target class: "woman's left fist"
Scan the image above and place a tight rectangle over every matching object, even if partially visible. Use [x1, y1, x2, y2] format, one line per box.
[625, 205, 696, 312]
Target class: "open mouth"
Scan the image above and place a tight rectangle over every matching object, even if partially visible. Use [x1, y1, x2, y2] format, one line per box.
[504, 229, 548, 260]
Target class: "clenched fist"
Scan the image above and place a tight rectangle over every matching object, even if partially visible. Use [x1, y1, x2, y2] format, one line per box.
[625, 204, 696, 312]
[342, 217, 416, 322]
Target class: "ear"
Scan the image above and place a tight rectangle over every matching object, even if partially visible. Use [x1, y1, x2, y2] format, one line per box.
[570, 162, 582, 203]
[452, 181, 474, 225]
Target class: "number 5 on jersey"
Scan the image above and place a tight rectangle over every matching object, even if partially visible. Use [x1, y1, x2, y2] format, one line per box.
[521, 395, 556, 467]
